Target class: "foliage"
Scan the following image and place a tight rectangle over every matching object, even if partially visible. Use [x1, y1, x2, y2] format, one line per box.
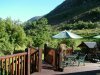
[24, 18, 57, 48]
[59, 21, 99, 30]
[0, 18, 27, 54]
[0, 17, 100, 56]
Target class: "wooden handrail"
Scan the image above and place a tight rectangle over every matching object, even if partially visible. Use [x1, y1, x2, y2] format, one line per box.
[30, 48, 42, 73]
[0, 51, 28, 75]
[0, 52, 27, 60]
[0, 47, 42, 75]
[31, 50, 38, 56]
[44, 45, 63, 71]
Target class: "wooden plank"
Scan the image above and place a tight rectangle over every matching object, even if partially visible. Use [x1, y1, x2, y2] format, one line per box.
[21, 56, 23, 75]
[12, 57, 14, 75]
[1, 60, 3, 75]
[23, 55, 25, 75]
[8, 58, 10, 75]
[5, 59, 7, 75]
[0, 60, 1, 75]
[5, 59, 8, 75]
[35, 53, 37, 71]
[0, 52, 27, 59]
[27, 48, 30, 75]
[53, 51, 55, 67]
[15, 57, 17, 75]
[18, 56, 20, 75]
[55, 50, 60, 70]
[38, 48, 42, 72]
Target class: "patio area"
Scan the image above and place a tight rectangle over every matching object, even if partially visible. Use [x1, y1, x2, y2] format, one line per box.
[32, 62, 100, 75]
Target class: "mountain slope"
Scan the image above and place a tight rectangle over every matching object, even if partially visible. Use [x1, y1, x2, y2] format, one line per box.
[27, 16, 42, 22]
[44, 0, 100, 25]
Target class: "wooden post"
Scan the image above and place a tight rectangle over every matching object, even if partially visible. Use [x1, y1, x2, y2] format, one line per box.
[53, 51, 55, 67]
[55, 50, 60, 71]
[59, 49, 63, 71]
[25, 47, 30, 75]
[44, 44, 47, 61]
[15, 57, 17, 75]
[27, 48, 30, 75]
[56, 49, 63, 71]
[38, 48, 42, 72]
[55, 50, 57, 70]
[12, 57, 14, 75]
[18, 56, 20, 75]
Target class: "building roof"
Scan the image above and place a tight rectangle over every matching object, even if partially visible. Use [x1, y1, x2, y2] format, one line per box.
[78, 42, 97, 49]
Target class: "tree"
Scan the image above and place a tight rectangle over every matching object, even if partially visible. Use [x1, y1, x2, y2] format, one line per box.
[24, 18, 55, 48]
[0, 17, 27, 54]
[37, 18, 48, 25]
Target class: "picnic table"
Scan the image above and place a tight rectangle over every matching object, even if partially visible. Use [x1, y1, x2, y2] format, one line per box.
[61, 54, 78, 67]
[66, 54, 78, 66]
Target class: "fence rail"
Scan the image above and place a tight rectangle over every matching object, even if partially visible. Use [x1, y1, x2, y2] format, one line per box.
[30, 48, 42, 73]
[44, 44, 62, 71]
[0, 52, 27, 75]
[0, 47, 42, 75]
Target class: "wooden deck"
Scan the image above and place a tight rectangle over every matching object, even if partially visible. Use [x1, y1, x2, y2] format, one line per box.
[31, 62, 100, 75]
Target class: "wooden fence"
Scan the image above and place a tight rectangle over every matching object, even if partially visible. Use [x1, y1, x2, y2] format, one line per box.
[0, 47, 42, 75]
[44, 44, 62, 71]
[30, 48, 42, 73]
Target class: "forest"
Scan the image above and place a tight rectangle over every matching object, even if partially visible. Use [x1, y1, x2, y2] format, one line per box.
[0, 17, 100, 56]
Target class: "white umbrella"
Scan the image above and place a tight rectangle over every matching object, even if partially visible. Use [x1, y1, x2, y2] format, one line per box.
[52, 30, 83, 52]
[52, 30, 83, 68]
[93, 35, 100, 38]
[52, 30, 83, 39]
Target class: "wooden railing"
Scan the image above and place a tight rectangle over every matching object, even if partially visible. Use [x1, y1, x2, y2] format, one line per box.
[44, 44, 63, 71]
[0, 52, 27, 75]
[30, 48, 42, 73]
[0, 47, 42, 75]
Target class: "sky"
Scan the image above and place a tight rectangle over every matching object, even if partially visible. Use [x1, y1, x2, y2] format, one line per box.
[0, 0, 64, 22]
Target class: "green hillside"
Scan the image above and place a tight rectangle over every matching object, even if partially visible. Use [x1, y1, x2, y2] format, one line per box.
[44, 0, 100, 25]
[27, 16, 42, 22]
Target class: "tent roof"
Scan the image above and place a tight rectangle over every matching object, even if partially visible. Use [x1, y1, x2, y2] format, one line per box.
[78, 42, 97, 48]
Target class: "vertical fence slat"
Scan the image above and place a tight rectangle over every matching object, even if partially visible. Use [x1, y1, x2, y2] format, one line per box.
[23, 55, 25, 75]
[5, 59, 7, 75]
[15, 56, 17, 75]
[0, 60, 1, 75]
[1, 60, 3, 75]
[25, 47, 31, 75]
[8, 58, 10, 75]
[53, 51, 55, 67]
[21, 56, 23, 75]
[18, 56, 20, 75]
[35, 53, 37, 71]
[12, 57, 14, 75]
[38, 48, 42, 72]
[5, 59, 8, 75]
[27, 48, 30, 75]
[55, 50, 60, 70]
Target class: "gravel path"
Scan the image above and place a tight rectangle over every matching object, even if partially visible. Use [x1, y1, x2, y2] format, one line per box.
[31, 62, 100, 75]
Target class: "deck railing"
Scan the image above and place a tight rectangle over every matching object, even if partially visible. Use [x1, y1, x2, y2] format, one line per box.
[0, 47, 42, 75]
[30, 48, 42, 73]
[44, 44, 63, 71]
[0, 52, 27, 75]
